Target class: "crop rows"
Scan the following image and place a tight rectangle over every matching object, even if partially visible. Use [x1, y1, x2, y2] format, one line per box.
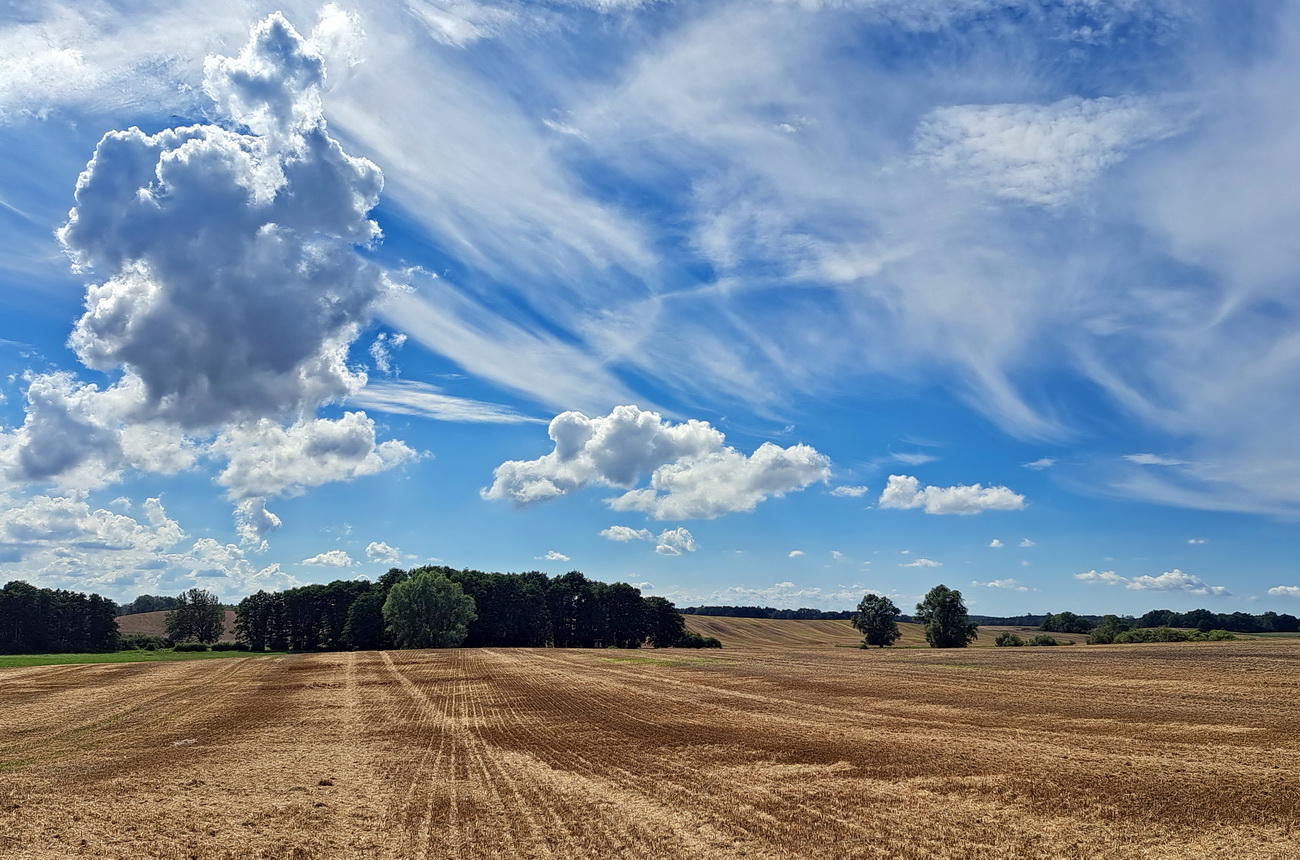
[1, 639, 1298, 858]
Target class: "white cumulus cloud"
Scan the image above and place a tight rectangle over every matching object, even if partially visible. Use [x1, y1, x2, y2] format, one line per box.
[1268, 586, 1300, 599]
[989, 538, 1004, 548]
[972, 578, 1029, 591]
[485, 405, 830, 519]
[654, 527, 697, 556]
[1019, 538, 1035, 547]
[366, 541, 401, 565]
[1076, 568, 1229, 595]
[600, 525, 654, 542]
[900, 558, 942, 568]
[830, 485, 870, 498]
[539, 550, 570, 561]
[301, 549, 356, 567]
[878, 474, 1025, 515]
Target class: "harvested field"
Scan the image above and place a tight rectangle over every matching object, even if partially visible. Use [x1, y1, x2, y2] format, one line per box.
[683, 615, 1090, 647]
[2, 639, 1298, 859]
[115, 610, 236, 642]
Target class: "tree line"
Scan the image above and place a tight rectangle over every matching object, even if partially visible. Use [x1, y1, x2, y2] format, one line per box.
[232, 567, 698, 652]
[681, 605, 858, 621]
[0, 581, 119, 654]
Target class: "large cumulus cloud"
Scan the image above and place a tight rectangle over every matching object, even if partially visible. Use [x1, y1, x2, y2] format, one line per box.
[484, 405, 830, 519]
[0, 13, 411, 546]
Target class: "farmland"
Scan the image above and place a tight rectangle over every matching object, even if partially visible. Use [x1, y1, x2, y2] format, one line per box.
[1, 622, 1297, 858]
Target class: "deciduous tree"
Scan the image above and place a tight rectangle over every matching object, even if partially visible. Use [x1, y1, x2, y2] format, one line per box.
[383, 570, 477, 649]
[851, 594, 901, 648]
[915, 584, 978, 648]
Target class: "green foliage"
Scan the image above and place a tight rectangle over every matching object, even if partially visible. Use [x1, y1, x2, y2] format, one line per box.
[1027, 634, 1059, 646]
[210, 641, 242, 651]
[0, 581, 120, 654]
[852, 593, 902, 648]
[172, 642, 210, 652]
[118, 634, 171, 651]
[915, 585, 978, 648]
[644, 596, 687, 648]
[383, 570, 478, 649]
[1087, 614, 1133, 644]
[994, 631, 1025, 647]
[1039, 611, 1094, 634]
[1115, 626, 1189, 643]
[164, 588, 225, 644]
[675, 631, 722, 649]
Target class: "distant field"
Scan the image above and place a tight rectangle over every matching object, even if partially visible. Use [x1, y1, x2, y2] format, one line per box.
[2, 639, 1297, 858]
[116, 609, 237, 641]
[684, 615, 1091, 647]
[0, 649, 279, 668]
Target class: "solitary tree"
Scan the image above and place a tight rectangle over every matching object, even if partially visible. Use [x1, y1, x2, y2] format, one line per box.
[165, 588, 225, 644]
[915, 584, 978, 648]
[383, 570, 477, 649]
[851, 594, 901, 648]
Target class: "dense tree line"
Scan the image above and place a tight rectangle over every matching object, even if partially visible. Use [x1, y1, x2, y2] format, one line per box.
[0, 581, 118, 654]
[116, 594, 182, 616]
[1135, 608, 1299, 633]
[681, 605, 859, 621]
[233, 567, 693, 652]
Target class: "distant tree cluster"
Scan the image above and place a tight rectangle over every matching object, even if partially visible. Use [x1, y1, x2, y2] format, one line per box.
[0, 581, 118, 654]
[234, 567, 695, 652]
[1136, 608, 1298, 634]
[1038, 611, 1095, 634]
[681, 606, 858, 621]
[116, 594, 182, 616]
[165, 588, 227, 644]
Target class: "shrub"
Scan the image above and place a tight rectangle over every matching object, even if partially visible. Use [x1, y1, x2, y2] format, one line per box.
[994, 632, 1025, 647]
[1027, 634, 1059, 646]
[676, 631, 722, 649]
[172, 642, 210, 652]
[211, 641, 242, 651]
[119, 634, 171, 651]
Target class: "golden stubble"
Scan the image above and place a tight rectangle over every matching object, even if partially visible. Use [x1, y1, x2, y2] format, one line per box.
[1, 633, 1297, 859]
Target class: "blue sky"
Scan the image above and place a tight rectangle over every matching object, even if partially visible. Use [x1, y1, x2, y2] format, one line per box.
[2, 0, 1300, 616]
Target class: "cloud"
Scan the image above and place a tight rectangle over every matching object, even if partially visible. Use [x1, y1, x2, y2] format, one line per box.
[213, 412, 416, 501]
[58, 13, 386, 429]
[1019, 538, 1035, 547]
[600, 525, 654, 542]
[972, 578, 1029, 591]
[539, 550, 570, 561]
[0, 13, 415, 546]
[654, 527, 697, 556]
[301, 549, 356, 568]
[900, 558, 942, 568]
[1076, 568, 1229, 596]
[989, 539, 1003, 548]
[1123, 454, 1188, 467]
[485, 405, 830, 519]
[891, 452, 937, 466]
[788, 550, 805, 558]
[1022, 458, 1056, 470]
[830, 485, 870, 498]
[878, 475, 1025, 515]
[1268, 586, 1300, 599]
[349, 379, 542, 424]
[915, 95, 1185, 207]
[369, 332, 406, 376]
[365, 541, 401, 565]
[831, 550, 844, 560]
[1074, 569, 1130, 586]
[1187, 538, 1207, 545]
[0, 493, 297, 600]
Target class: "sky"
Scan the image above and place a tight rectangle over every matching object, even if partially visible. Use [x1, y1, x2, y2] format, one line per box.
[2, 0, 1300, 617]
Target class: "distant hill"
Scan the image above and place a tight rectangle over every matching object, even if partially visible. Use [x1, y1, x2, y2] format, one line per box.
[683, 615, 1091, 648]
[116, 609, 236, 643]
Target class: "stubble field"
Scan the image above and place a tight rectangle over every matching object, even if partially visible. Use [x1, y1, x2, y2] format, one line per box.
[1, 621, 1297, 859]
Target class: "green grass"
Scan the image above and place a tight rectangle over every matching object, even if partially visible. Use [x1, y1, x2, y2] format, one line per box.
[0, 649, 287, 668]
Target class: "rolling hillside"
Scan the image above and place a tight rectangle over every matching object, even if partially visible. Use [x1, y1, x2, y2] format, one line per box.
[683, 615, 1090, 648]
[116, 609, 236, 642]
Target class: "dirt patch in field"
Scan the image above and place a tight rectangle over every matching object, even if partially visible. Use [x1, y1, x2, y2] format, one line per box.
[2, 642, 1298, 859]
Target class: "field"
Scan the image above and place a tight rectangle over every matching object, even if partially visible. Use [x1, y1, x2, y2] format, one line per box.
[115, 610, 238, 642]
[1, 619, 1297, 859]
